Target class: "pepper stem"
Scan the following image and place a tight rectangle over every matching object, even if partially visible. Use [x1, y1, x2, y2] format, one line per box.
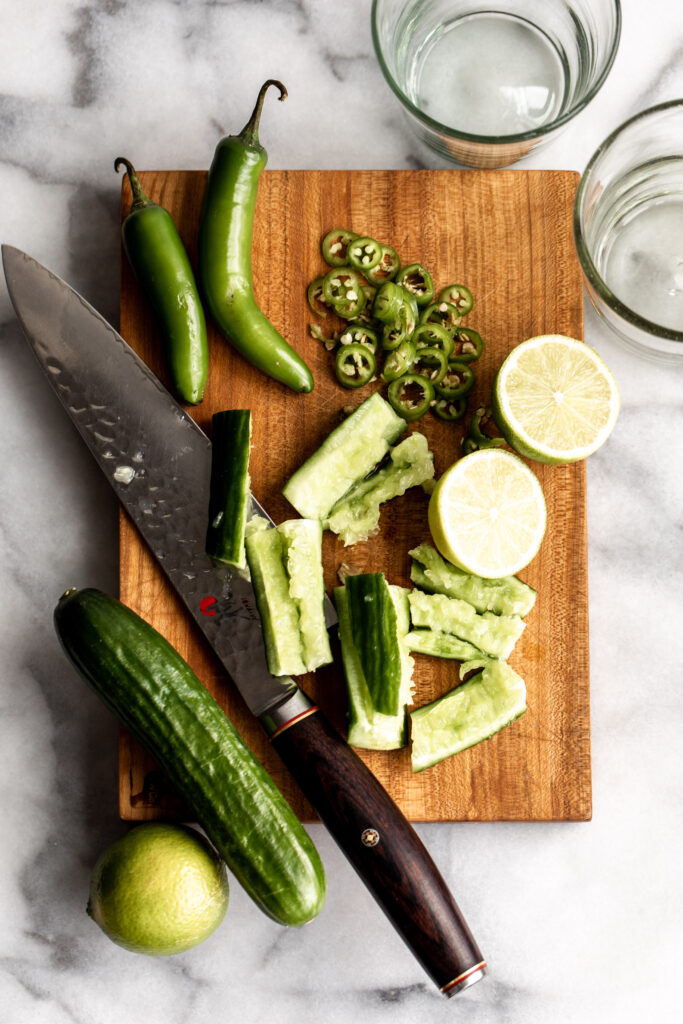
[240, 79, 287, 148]
[114, 157, 152, 209]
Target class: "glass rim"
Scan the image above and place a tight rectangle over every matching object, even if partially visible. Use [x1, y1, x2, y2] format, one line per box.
[573, 98, 683, 346]
[370, 0, 622, 146]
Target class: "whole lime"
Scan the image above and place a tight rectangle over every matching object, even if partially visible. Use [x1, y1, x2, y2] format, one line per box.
[87, 823, 229, 955]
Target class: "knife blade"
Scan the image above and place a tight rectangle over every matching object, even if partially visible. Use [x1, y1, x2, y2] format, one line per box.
[2, 244, 486, 997]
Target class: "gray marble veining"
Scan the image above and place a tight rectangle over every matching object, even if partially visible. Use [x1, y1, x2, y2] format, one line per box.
[1, 1, 682, 1021]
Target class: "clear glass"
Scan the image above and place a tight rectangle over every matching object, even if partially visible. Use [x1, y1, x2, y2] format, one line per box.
[371, 0, 621, 168]
[574, 101, 683, 362]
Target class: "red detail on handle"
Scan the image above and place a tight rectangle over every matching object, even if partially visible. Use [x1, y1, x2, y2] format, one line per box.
[199, 595, 217, 616]
[269, 706, 319, 740]
[441, 961, 487, 994]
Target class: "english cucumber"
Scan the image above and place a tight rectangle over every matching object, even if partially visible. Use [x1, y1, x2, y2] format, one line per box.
[278, 518, 332, 671]
[345, 573, 402, 717]
[325, 432, 435, 546]
[245, 523, 307, 677]
[410, 660, 527, 772]
[406, 629, 483, 661]
[408, 590, 525, 660]
[282, 392, 406, 520]
[54, 588, 326, 926]
[205, 409, 251, 571]
[409, 542, 537, 617]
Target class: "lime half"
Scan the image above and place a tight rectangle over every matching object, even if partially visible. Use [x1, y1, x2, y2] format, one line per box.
[87, 823, 229, 956]
[492, 334, 620, 464]
[428, 449, 547, 578]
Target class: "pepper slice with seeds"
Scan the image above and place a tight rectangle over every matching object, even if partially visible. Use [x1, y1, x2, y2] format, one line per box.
[396, 263, 434, 307]
[387, 374, 435, 422]
[321, 228, 359, 267]
[335, 343, 376, 389]
[348, 236, 383, 271]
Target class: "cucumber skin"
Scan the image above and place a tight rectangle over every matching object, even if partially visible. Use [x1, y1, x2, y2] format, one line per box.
[345, 574, 402, 717]
[54, 588, 325, 927]
[409, 543, 537, 617]
[205, 410, 251, 570]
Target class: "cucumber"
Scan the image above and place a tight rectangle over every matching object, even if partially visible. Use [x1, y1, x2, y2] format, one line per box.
[408, 589, 525, 660]
[409, 542, 537, 617]
[245, 524, 307, 677]
[334, 585, 407, 750]
[278, 518, 332, 671]
[345, 573, 402, 716]
[389, 584, 416, 711]
[410, 660, 527, 772]
[205, 410, 251, 571]
[282, 392, 406, 520]
[54, 588, 325, 926]
[406, 629, 483, 661]
[325, 432, 435, 546]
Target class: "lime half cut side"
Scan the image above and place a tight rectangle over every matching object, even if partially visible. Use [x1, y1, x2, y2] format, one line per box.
[428, 449, 547, 579]
[492, 334, 620, 464]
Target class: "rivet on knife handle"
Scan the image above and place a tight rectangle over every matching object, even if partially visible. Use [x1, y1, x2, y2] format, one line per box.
[261, 690, 486, 996]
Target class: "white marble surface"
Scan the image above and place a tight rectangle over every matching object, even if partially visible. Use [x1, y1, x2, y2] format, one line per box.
[1, 1, 682, 1021]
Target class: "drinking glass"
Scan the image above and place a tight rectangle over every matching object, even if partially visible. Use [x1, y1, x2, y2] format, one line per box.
[371, 0, 621, 168]
[574, 101, 683, 362]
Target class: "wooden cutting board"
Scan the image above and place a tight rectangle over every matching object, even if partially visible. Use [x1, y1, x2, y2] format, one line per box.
[118, 168, 590, 823]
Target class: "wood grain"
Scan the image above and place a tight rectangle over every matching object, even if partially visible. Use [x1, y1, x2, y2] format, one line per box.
[118, 168, 590, 823]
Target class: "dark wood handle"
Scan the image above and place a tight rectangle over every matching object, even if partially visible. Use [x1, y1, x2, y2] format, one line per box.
[270, 706, 486, 995]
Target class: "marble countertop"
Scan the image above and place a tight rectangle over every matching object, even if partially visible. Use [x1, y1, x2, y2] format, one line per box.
[1, 2, 682, 1021]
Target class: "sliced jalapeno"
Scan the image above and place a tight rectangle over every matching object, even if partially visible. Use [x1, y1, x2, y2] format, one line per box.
[335, 343, 376, 388]
[322, 267, 367, 319]
[338, 323, 380, 354]
[387, 374, 435, 422]
[307, 276, 329, 318]
[462, 406, 506, 451]
[322, 228, 358, 267]
[433, 397, 468, 422]
[396, 263, 434, 306]
[413, 345, 448, 386]
[420, 300, 461, 333]
[365, 245, 401, 283]
[381, 340, 416, 382]
[435, 360, 476, 399]
[347, 236, 382, 271]
[413, 322, 454, 359]
[400, 288, 419, 335]
[438, 284, 474, 317]
[373, 281, 404, 324]
[451, 327, 485, 362]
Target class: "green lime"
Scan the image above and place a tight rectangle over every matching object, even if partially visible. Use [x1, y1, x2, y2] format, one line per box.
[492, 334, 620, 464]
[87, 823, 229, 956]
[428, 448, 547, 578]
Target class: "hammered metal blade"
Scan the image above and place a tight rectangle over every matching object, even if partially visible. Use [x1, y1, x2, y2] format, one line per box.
[2, 245, 332, 717]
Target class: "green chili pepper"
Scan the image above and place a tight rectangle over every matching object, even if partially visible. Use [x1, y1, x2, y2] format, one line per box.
[307, 277, 329, 318]
[372, 281, 404, 324]
[435, 360, 476, 399]
[413, 345, 448, 386]
[347, 236, 382, 271]
[438, 284, 474, 317]
[420, 299, 461, 333]
[381, 339, 416, 382]
[198, 79, 314, 394]
[322, 267, 367, 319]
[365, 245, 401, 283]
[433, 397, 468, 422]
[387, 374, 435, 421]
[396, 263, 434, 306]
[413, 322, 454, 359]
[451, 327, 485, 362]
[115, 157, 209, 406]
[321, 228, 358, 266]
[338, 323, 380, 354]
[462, 406, 506, 452]
[335, 343, 376, 388]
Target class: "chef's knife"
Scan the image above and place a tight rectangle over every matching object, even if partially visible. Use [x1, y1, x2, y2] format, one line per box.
[2, 244, 486, 997]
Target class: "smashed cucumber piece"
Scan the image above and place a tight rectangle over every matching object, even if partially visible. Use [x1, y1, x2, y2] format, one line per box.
[406, 629, 483, 661]
[334, 580, 414, 750]
[246, 523, 307, 677]
[410, 660, 527, 772]
[245, 517, 333, 677]
[278, 519, 332, 672]
[408, 590, 525, 661]
[409, 542, 537, 617]
[282, 393, 406, 520]
[325, 432, 435, 546]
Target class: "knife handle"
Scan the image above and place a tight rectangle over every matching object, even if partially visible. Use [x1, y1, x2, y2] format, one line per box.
[262, 691, 486, 996]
